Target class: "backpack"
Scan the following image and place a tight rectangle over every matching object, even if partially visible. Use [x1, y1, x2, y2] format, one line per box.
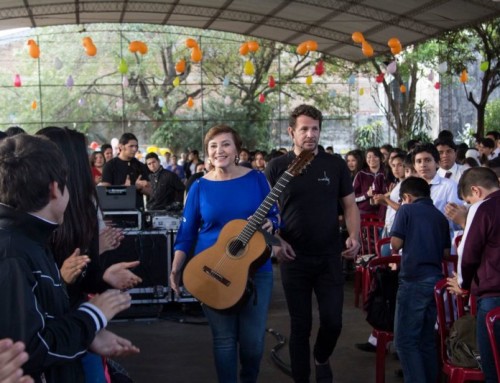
[446, 314, 482, 369]
[363, 266, 399, 331]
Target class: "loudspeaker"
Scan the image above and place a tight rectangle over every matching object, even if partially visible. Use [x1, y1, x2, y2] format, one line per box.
[101, 229, 174, 303]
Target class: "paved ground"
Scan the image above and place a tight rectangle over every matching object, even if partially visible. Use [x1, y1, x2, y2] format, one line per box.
[108, 264, 403, 383]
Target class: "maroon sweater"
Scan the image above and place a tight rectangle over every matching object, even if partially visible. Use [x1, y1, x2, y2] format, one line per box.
[353, 168, 387, 216]
[461, 189, 500, 298]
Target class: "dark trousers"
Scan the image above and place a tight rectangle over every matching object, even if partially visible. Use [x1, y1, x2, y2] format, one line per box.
[280, 255, 344, 383]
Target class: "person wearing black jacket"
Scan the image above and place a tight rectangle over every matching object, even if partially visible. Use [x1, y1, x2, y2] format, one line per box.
[0, 135, 135, 383]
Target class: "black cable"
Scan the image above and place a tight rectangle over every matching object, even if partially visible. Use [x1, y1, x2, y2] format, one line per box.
[267, 328, 292, 376]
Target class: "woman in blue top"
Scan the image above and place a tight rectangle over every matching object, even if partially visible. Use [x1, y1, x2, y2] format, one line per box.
[170, 125, 279, 383]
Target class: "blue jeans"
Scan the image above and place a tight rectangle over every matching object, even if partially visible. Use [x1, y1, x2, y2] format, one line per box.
[202, 271, 273, 383]
[280, 255, 344, 383]
[476, 296, 500, 383]
[395, 275, 441, 383]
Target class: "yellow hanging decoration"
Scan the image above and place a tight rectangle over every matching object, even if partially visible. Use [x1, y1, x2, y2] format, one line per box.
[306, 75, 313, 85]
[244, 60, 255, 76]
[173, 76, 180, 87]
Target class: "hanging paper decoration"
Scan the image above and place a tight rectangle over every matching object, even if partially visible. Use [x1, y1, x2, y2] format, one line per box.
[66, 75, 74, 89]
[434, 82, 441, 90]
[386, 61, 397, 74]
[244, 60, 255, 76]
[361, 41, 374, 57]
[223, 76, 230, 87]
[296, 40, 318, 55]
[172, 76, 180, 87]
[315, 60, 325, 76]
[388, 37, 402, 55]
[146, 146, 158, 154]
[306, 40, 318, 51]
[351, 31, 365, 44]
[480, 61, 489, 72]
[122, 76, 129, 88]
[31, 100, 37, 110]
[14, 74, 21, 87]
[239, 42, 249, 56]
[185, 38, 198, 49]
[306, 75, 313, 85]
[375, 73, 384, 83]
[191, 47, 202, 62]
[158, 98, 165, 108]
[268, 75, 276, 88]
[459, 69, 468, 83]
[186, 97, 194, 108]
[247, 41, 260, 53]
[128, 41, 148, 55]
[347, 74, 356, 85]
[400, 84, 407, 93]
[438, 62, 448, 73]
[175, 59, 186, 74]
[89, 141, 100, 150]
[258, 93, 265, 103]
[428, 71, 434, 82]
[329, 89, 337, 98]
[224, 96, 232, 105]
[78, 98, 85, 106]
[359, 88, 364, 96]
[54, 57, 63, 70]
[82, 37, 97, 56]
[27, 39, 40, 59]
[118, 58, 128, 74]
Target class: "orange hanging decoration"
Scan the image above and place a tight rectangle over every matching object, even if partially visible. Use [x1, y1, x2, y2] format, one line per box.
[247, 41, 260, 53]
[239, 42, 249, 56]
[27, 39, 40, 59]
[361, 41, 374, 57]
[186, 97, 194, 108]
[296, 42, 308, 55]
[351, 31, 365, 44]
[175, 59, 186, 74]
[191, 47, 202, 62]
[459, 69, 468, 83]
[400, 84, 407, 93]
[185, 38, 198, 49]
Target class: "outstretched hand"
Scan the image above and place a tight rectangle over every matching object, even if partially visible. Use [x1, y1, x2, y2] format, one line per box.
[99, 226, 124, 255]
[341, 236, 360, 260]
[89, 329, 140, 358]
[0, 338, 33, 383]
[88, 290, 132, 321]
[103, 261, 142, 290]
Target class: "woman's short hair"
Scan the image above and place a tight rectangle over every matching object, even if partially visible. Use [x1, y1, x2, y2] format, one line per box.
[204, 124, 243, 154]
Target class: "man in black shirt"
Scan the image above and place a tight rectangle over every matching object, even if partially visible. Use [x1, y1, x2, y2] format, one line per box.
[145, 152, 185, 211]
[265, 104, 360, 383]
[100, 133, 150, 209]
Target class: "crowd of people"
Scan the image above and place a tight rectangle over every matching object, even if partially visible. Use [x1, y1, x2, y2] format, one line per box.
[0, 112, 499, 383]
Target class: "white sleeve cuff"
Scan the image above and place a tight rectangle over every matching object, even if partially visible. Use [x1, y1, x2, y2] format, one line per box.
[78, 302, 108, 331]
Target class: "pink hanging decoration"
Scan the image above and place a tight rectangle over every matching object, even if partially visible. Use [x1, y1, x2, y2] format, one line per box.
[14, 74, 21, 87]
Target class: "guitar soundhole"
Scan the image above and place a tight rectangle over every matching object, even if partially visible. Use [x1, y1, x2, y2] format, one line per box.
[228, 239, 245, 257]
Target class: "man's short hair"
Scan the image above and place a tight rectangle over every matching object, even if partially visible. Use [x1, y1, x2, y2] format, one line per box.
[434, 138, 457, 151]
[119, 133, 138, 146]
[289, 104, 323, 130]
[486, 131, 500, 140]
[437, 129, 454, 141]
[412, 143, 440, 164]
[399, 176, 431, 199]
[480, 137, 495, 149]
[0, 135, 68, 212]
[406, 139, 420, 152]
[458, 167, 499, 199]
[145, 152, 159, 161]
[100, 143, 112, 152]
[5, 126, 26, 137]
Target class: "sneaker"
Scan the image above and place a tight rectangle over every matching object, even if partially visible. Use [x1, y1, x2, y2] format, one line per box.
[355, 342, 377, 353]
[315, 360, 333, 383]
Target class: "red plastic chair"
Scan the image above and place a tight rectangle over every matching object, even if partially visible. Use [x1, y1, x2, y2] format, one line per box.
[364, 255, 401, 383]
[434, 279, 484, 382]
[375, 237, 392, 258]
[354, 219, 385, 307]
[486, 307, 500, 380]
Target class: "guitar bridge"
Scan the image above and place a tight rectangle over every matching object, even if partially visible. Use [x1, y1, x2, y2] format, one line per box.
[203, 266, 231, 286]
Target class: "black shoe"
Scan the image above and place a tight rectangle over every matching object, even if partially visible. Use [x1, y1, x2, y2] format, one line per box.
[355, 342, 377, 353]
[315, 361, 333, 383]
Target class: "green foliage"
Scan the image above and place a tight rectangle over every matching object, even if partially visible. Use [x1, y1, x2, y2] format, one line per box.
[407, 100, 433, 143]
[485, 98, 500, 131]
[354, 120, 384, 150]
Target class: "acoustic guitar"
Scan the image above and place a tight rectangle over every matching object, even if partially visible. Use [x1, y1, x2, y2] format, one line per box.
[182, 150, 314, 310]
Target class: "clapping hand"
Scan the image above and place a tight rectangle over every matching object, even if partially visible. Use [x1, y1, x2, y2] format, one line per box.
[60, 249, 91, 284]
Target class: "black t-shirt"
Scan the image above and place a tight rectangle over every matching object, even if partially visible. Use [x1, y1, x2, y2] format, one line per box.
[147, 168, 185, 210]
[265, 150, 353, 257]
[101, 157, 150, 209]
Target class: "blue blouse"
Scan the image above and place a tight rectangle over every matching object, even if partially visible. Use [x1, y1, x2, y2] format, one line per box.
[174, 170, 278, 272]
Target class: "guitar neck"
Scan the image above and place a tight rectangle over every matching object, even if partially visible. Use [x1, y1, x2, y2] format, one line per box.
[238, 170, 293, 245]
